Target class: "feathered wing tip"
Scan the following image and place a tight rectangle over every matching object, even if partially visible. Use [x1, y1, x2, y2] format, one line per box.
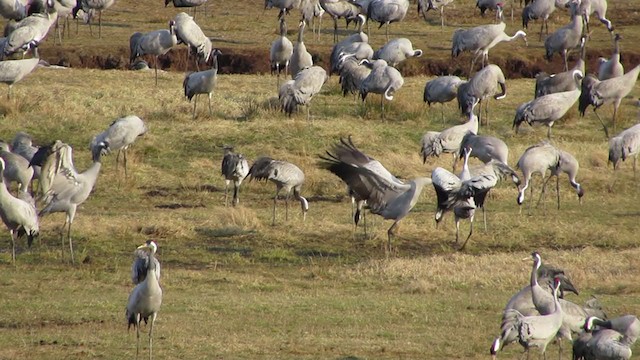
[16, 226, 38, 247]
[512, 102, 528, 132]
[578, 74, 598, 116]
[183, 73, 192, 100]
[247, 156, 274, 181]
[129, 32, 143, 63]
[420, 131, 441, 163]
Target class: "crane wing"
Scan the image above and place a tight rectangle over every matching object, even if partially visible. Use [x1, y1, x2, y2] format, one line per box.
[131, 248, 161, 284]
[431, 167, 461, 209]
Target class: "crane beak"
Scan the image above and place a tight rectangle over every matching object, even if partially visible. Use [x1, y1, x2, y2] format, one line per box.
[137, 243, 150, 250]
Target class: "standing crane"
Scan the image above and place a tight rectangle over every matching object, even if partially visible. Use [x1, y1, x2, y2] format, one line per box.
[270, 18, 294, 88]
[458, 132, 509, 165]
[417, 0, 454, 29]
[0, 157, 38, 264]
[130, 20, 178, 86]
[338, 55, 372, 99]
[456, 64, 506, 125]
[544, 0, 583, 71]
[372, 38, 422, 67]
[0, 56, 39, 99]
[319, 0, 360, 43]
[320, 136, 432, 254]
[247, 156, 308, 226]
[289, 20, 313, 78]
[0, 141, 34, 194]
[476, 0, 504, 22]
[535, 36, 586, 98]
[173, 12, 212, 71]
[279, 65, 327, 120]
[522, 0, 556, 41]
[73, 0, 115, 38]
[221, 146, 249, 207]
[183, 49, 223, 119]
[89, 115, 148, 177]
[423, 75, 464, 124]
[329, 14, 368, 74]
[367, 0, 409, 41]
[608, 123, 640, 180]
[359, 58, 404, 119]
[126, 240, 162, 360]
[598, 33, 623, 81]
[166, 0, 208, 19]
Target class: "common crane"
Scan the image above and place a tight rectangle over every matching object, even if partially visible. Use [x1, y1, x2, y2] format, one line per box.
[319, 0, 360, 43]
[183, 48, 222, 119]
[456, 64, 506, 126]
[476, 0, 504, 22]
[359, 58, 404, 119]
[290, 20, 313, 78]
[270, 18, 293, 88]
[173, 12, 212, 71]
[522, 0, 556, 41]
[534, 36, 585, 98]
[166, 0, 208, 19]
[0, 0, 28, 20]
[338, 55, 372, 99]
[221, 146, 249, 207]
[423, 75, 464, 123]
[0, 56, 39, 99]
[329, 14, 367, 75]
[458, 132, 509, 165]
[89, 115, 148, 177]
[247, 156, 308, 226]
[126, 240, 163, 360]
[321, 136, 432, 254]
[608, 123, 640, 178]
[279, 65, 327, 120]
[129, 20, 178, 86]
[544, 0, 583, 71]
[417, 0, 454, 29]
[73, 0, 115, 38]
[0, 141, 34, 194]
[598, 33, 623, 81]
[367, 0, 409, 41]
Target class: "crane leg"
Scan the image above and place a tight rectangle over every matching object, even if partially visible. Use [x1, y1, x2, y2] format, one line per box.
[440, 7, 445, 30]
[593, 109, 609, 139]
[387, 221, 398, 256]
[233, 183, 240, 206]
[272, 188, 281, 226]
[612, 103, 618, 134]
[536, 175, 553, 210]
[10, 230, 16, 264]
[193, 95, 198, 119]
[224, 181, 229, 207]
[124, 149, 128, 178]
[333, 18, 338, 43]
[284, 192, 290, 221]
[459, 217, 473, 251]
[148, 312, 156, 360]
[380, 95, 385, 120]
[547, 125, 552, 139]
[68, 221, 75, 264]
[208, 93, 213, 117]
[556, 175, 560, 210]
[454, 218, 460, 244]
[562, 50, 568, 72]
[154, 56, 159, 86]
[482, 206, 487, 231]
[115, 149, 121, 172]
[135, 313, 141, 360]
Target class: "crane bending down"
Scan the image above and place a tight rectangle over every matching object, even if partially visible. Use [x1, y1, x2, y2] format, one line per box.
[126, 240, 163, 360]
[221, 146, 249, 207]
[90, 115, 148, 177]
[247, 156, 308, 225]
[320, 136, 432, 254]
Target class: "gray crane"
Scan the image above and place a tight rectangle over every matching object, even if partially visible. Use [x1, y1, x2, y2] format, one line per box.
[584, 315, 640, 350]
[577, 0, 613, 35]
[367, 0, 409, 41]
[247, 156, 308, 226]
[513, 69, 583, 138]
[458, 132, 509, 164]
[2, 6, 56, 59]
[598, 33, 623, 81]
[451, 22, 527, 74]
[417, 0, 454, 29]
[456, 64, 506, 125]
[373, 38, 422, 67]
[0, 157, 38, 264]
[73, 0, 115, 38]
[476, 0, 504, 22]
[578, 64, 640, 138]
[534, 36, 586, 98]
[183, 48, 222, 119]
[52, 0, 78, 45]
[290, 20, 313, 78]
[270, 18, 294, 88]
[279, 65, 327, 120]
[0, 141, 33, 194]
[329, 14, 368, 75]
[516, 141, 584, 212]
[165, 0, 208, 19]
[338, 55, 372, 99]
[37, 141, 108, 264]
[333, 40, 373, 74]
[0, 56, 39, 99]
[319, 0, 359, 43]
[576, 328, 631, 360]
[608, 123, 640, 180]
[544, 0, 583, 71]
[173, 12, 212, 71]
[265, 0, 301, 19]
[359, 58, 404, 119]
[300, 0, 324, 40]
[221, 146, 249, 207]
[320, 136, 432, 254]
[421, 100, 479, 169]
[423, 75, 464, 124]
[11, 132, 39, 164]
[522, 0, 556, 41]
[0, 0, 28, 20]
[130, 20, 178, 86]
[89, 115, 148, 177]
[126, 240, 162, 360]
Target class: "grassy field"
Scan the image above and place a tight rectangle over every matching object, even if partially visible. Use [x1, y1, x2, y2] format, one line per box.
[1, 0, 640, 359]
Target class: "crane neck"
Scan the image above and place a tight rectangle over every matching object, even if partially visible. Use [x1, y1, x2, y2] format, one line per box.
[297, 22, 305, 43]
[279, 19, 287, 37]
[530, 255, 541, 287]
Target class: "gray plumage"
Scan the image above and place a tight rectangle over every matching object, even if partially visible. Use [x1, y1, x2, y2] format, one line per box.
[173, 12, 212, 70]
[11, 132, 38, 164]
[608, 123, 640, 176]
[534, 37, 585, 98]
[300, 0, 324, 39]
[522, 0, 555, 41]
[544, 0, 583, 71]
[336, 40, 373, 70]
[373, 38, 422, 67]
[580, 315, 639, 360]
[74, 0, 115, 38]
[0, 141, 33, 194]
[578, 0, 613, 35]
[598, 33, 624, 81]
[130, 20, 178, 86]
[248, 156, 308, 225]
[366, 0, 409, 41]
[513, 69, 583, 138]
[290, 20, 313, 78]
[52, 0, 78, 45]
[475, 0, 504, 22]
[89, 115, 148, 177]
[516, 141, 584, 210]
[1, 8, 55, 58]
[131, 240, 161, 285]
[319, 0, 360, 43]
[458, 132, 508, 164]
[0, 157, 38, 263]
[578, 64, 640, 138]
[0, 0, 27, 20]
[424, 75, 464, 123]
[221, 146, 249, 207]
[265, 0, 301, 19]
[321, 136, 432, 253]
[166, 0, 207, 8]
[183, 48, 222, 119]
[456, 64, 506, 125]
[278, 65, 327, 120]
[126, 240, 162, 360]
[38, 142, 107, 264]
[417, 0, 454, 29]
[451, 22, 527, 73]
[329, 14, 367, 74]
[0, 56, 38, 98]
[270, 18, 293, 88]
[359, 58, 404, 118]
[338, 55, 371, 98]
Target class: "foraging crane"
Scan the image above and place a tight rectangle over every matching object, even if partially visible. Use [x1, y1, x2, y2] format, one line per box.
[367, 0, 409, 41]
[451, 22, 527, 74]
[0, 141, 34, 194]
[456, 64, 506, 125]
[608, 123, 640, 178]
[221, 146, 249, 207]
[423, 75, 464, 123]
[513, 69, 583, 138]
[279, 65, 327, 120]
[0, 56, 39, 99]
[247, 156, 308, 225]
[359, 58, 404, 119]
[476, 0, 504, 22]
[421, 100, 479, 169]
[270, 18, 294, 88]
[516, 141, 584, 211]
[534, 36, 586, 98]
[578, 64, 640, 138]
[183, 49, 222, 119]
[329, 14, 368, 74]
[290, 20, 313, 78]
[89, 115, 148, 177]
[598, 33, 623, 81]
[522, 0, 556, 41]
[126, 240, 162, 360]
[320, 136, 432, 254]
[0, 157, 38, 264]
[417, 0, 454, 29]
[130, 20, 178, 86]
[338, 55, 372, 98]
[0, 0, 28, 20]
[544, 0, 583, 71]
[319, 0, 360, 43]
[372, 38, 422, 67]
[584, 315, 640, 345]
[173, 12, 212, 71]
[73, 0, 115, 38]
[36, 141, 108, 264]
